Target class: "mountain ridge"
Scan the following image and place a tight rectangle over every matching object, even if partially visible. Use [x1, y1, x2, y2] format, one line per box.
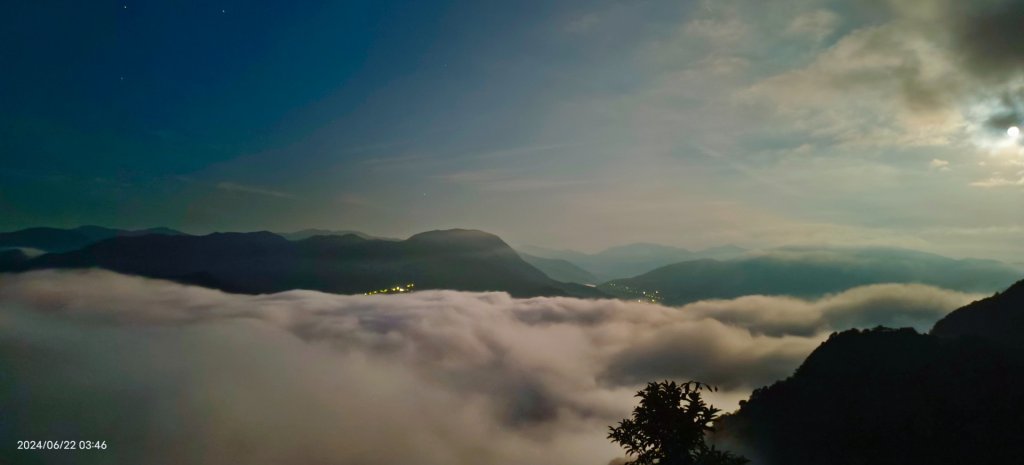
[931, 278, 1024, 350]
[4, 229, 604, 299]
[518, 253, 599, 284]
[601, 248, 1020, 305]
[519, 242, 747, 280]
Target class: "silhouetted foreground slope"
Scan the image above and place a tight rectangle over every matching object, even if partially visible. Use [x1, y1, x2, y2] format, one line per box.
[932, 279, 1024, 350]
[602, 248, 1020, 305]
[0, 249, 30, 268]
[5, 229, 603, 298]
[718, 279, 1024, 464]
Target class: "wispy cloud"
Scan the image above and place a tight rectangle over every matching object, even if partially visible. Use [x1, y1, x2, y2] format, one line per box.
[336, 193, 372, 206]
[694, 144, 801, 196]
[970, 173, 1024, 188]
[929, 159, 951, 171]
[464, 142, 590, 161]
[360, 152, 433, 166]
[216, 182, 298, 199]
[784, 9, 838, 42]
[434, 169, 591, 192]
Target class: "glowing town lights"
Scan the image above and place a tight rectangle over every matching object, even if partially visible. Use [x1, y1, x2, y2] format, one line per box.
[364, 283, 416, 296]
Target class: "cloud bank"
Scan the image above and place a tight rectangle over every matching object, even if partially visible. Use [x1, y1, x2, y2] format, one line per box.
[0, 270, 982, 465]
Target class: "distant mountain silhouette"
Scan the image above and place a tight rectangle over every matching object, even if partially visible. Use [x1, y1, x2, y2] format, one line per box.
[519, 253, 598, 284]
[718, 278, 1024, 464]
[5, 229, 604, 298]
[601, 247, 1019, 305]
[520, 243, 747, 281]
[0, 226, 183, 253]
[278, 228, 397, 241]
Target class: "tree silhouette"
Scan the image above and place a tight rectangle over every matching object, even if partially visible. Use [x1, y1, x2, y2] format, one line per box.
[609, 380, 748, 465]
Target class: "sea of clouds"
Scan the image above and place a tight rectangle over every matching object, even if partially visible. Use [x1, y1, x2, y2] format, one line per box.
[0, 270, 982, 465]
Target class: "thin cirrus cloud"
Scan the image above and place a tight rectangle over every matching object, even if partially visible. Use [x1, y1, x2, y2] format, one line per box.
[0, 270, 980, 465]
[215, 181, 298, 200]
[930, 158, 951, 171]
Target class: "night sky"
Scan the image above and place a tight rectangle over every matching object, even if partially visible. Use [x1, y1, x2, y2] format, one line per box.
[2, 0, 1023, 260]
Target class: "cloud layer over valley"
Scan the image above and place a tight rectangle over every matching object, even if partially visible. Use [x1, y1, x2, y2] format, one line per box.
[0, 270, 983, 465]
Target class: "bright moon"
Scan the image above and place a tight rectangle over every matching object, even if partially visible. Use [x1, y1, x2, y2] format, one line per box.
[1009, 126, 1020, 138]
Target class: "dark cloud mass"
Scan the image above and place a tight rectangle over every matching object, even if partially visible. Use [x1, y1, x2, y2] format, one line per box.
[0, 270, 980, 465]
[952, 0, 1024, 79]
[982, 92, 1024, 132]
[941, 0, 1024, 135]
[934, 0, 1024, 136]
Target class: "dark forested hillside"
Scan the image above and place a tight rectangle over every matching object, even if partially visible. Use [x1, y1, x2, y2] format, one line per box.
[931, 279, 1024, 350]
[718, 279, 1024, 465]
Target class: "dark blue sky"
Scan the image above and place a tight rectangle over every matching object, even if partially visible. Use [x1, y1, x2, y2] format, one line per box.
[2, 0, 1022, 259]
[3, 1, 533, 175]
[1, 0, 644, 233]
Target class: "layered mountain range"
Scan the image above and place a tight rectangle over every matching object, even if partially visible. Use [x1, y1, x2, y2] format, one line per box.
[3, 227, 1020, 305]
[519, 242, 747, 281]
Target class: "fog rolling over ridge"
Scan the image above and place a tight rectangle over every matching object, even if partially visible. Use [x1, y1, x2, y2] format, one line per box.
[0, 270, 979, 465]
[601, 247, 1021, 305]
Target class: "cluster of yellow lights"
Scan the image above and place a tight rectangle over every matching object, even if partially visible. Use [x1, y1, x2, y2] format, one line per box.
[604, 283, 663, 303]
[364, 283, 416, 296]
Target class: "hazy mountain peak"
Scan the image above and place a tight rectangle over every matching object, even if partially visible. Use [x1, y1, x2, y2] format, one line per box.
[297, 233, 368, 245]
[520, 242, 747, 281]
[205, 230, 286, 241]
[280, 229, 387, 241]
[518, 252, 599, 285]
[407, 229, 509, 248]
